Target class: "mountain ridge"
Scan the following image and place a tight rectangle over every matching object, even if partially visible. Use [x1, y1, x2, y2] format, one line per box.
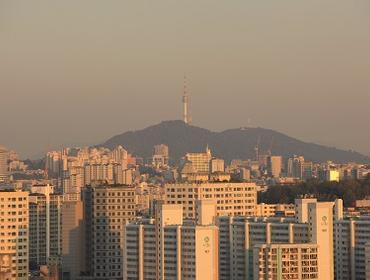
[101, 120, 370, 164]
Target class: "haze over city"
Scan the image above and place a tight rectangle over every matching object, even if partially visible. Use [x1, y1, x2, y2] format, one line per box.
[1, 0, 370, 158]
[2, 2, 370, 280]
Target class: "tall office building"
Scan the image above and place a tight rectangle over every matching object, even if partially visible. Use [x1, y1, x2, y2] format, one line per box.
[28, 184, 63, 268]
[0, 190, 29, 280]
[0, 145, 9, 183]
[125, 202, 219, 280]
[165, 182, 257, 218]
[267, 156, 282, 178]
[61, 199, 85, 280]
[82, 184, 136, 280]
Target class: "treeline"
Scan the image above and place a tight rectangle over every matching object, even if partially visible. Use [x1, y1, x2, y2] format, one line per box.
[258, 175, 370, 207]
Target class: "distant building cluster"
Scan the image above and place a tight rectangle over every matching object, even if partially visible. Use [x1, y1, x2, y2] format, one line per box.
[0, 142, 370, 280]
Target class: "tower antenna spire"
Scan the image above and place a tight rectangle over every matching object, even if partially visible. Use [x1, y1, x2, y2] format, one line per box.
[182, 75, 191, 124]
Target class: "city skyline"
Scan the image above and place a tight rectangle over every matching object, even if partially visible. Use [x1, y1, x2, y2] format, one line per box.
[1, 1, 370, 158]
[2, 2, 370, 280]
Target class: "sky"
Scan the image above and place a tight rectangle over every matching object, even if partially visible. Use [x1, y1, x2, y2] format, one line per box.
[0, 0, 370, 159]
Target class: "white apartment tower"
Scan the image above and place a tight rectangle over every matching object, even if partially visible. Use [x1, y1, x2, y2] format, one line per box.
[216, 198, 338, 280]
[125, 201, 219, 280]
[217, 216, 309, 280]
[334, 216, 370, 280]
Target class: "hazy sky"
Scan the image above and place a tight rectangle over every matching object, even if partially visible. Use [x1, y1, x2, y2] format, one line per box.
[1, 0, 370, 158]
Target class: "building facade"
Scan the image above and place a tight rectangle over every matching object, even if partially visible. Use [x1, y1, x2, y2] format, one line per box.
[334, 217, 370, 280]
[125, 203, 219, 280]
[82, 184, 136, 280]
[165, 182, 257, 218]
[253, 243, 319, 280]
[28, 185, 63, 268]
[267, 156, 282, 178]
[0, 190, 29, 280]
[184, 147, 212, 174]
[61, 199, 85, 280]
[0, 145, 9, 183]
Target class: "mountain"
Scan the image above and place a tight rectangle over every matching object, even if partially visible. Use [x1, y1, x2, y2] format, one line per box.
[101, 120, 370, 164]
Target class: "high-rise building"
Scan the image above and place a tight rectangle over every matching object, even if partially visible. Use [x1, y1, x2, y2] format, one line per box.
[217, 216, 309, 280]
[334, 216, 370, 280]
[0, 145, 9, 183]
[267, 156, 282, 178]
[125, 202, 219, 280]
[63, 166, 84, 195]
[61, 199, 85, 280]
[0, 189, 29, 280]
[28, 184, 63, 269]
[84, 163, 125, 186]
[217, 198, 338, 280]
[82, 184, 136, 280]
[307, 201, 334, 280]
[253, 243, 319, 280]
[165, 182, 257, 218]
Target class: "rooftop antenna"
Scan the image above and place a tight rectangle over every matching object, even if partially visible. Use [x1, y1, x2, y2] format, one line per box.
[182, 75, 191, 125]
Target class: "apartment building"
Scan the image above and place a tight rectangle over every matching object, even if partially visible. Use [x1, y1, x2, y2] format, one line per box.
[0, 190, 29, 280]
[253, 243, 319, 280]
[125, 202, 218, 280]
[28, 185, 63, 268]
[217, 216, 309, 280]
[82, 184, 136, 280]
[334, 217, 370, 280]
[165, 182, 256, 218]
[217, 198, 339, 280]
